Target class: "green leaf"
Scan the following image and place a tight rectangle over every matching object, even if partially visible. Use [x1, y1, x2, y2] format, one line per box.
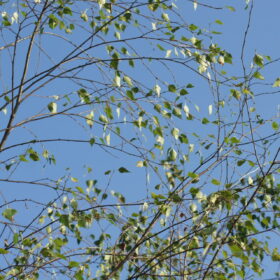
[179, 134, 188, 144]
[172, 107, 182, 118]
[171, 128, 180, 140]
[69, 261, 80, 268]
[253, 71, 264, 80]
[59, 215, 70, 227]
[272, 121, 279, 131]
[80, 11, 88, 22]
[28, 149, 40, 161]
[188, 172, 199, 179]
[161, 12, 170, 22]
[202, 118, 210, 124]
[104, 105, 113, 120]
[179, 89, 189, 96]
[118, 167, 130, 173]
[2, 208, 17, 222]
[42, 150, 49, 159]
[128, 59, 134, 67]
[48, 14, 59, 29]
[123, 76, 133, 87]
[78, 88, 91, 104]
[211, 179, 221, 185]
[189, 24, 198, 31]
[253, 54, 264, 67]
[215, 20, 223, 25]
[226, 6, 236, 12]
[86, 111, 94, 127]
[0, 248, 8, 254]
[13, 233, 19, 244]
[19, 155, 28, 162]
[229, 137, 240, 144]
[63, 7, 72, 15]
[272, 78, 280, 87]
[186, 83, 194, 88]
[211, 31, 222, 35]
[230, 89, 241, 100]
[114, 74, 121, 87]
[126, 90, 135, 100]
[48, 102, 57, 113]
[272, 248, 280, 261]
[169, 148, 177, 161]
[3, 20, 11, 26]
[168, 84, 176, 93]
[151, 192, 166, 200]
[110, 59, 119, 70]
[242, 87, 253, 95]
[71, 177, 78, 182]
[99, 114, 108, 123]
[229, 244, 243, 257]
[237, 159, 246, 166]
[224, 52, 233, 64]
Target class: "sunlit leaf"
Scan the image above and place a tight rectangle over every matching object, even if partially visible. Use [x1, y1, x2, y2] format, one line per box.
[0, 248, 8, 254]
[272, 121, 279, 131]
[253, 71, 264, 80]
[2, 208, 17, 222]
[47, 102, 57, 113]
[272, 78, 280, 87]
[154, 84, 161, 97]
[211, 179, 221, 186]
[253, 54, 264, 67]
[208, 104, 213, 115]
[193, 0, 197, 10]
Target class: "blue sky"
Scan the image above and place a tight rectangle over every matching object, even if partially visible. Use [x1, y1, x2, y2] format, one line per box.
[0, 0, 279, 279]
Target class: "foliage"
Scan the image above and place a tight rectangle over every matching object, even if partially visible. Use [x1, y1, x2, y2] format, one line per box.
[0, 0, 279, 279]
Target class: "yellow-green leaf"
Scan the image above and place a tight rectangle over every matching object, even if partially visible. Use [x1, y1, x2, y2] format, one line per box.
[123, 76, 133, 87]
[86, 111, 94, 127]
[48, 102, 57, 113]
[272, 78, 280, 87]
[211, 179, 221, 186]
[253, 71, 264, 80]
[253, 54, 264, 67]
[2, 208, 17, 222]
[0, 248, 8, 254]
[272, 121, 279, 131]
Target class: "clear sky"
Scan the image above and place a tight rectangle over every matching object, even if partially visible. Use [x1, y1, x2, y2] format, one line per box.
[0, 0, 279, 279]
